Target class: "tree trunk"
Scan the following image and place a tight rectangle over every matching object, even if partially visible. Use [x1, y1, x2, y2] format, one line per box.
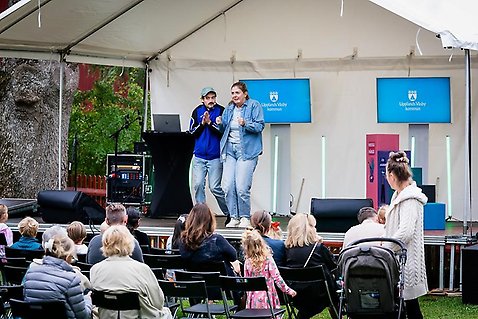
[0, 59, 79, 198]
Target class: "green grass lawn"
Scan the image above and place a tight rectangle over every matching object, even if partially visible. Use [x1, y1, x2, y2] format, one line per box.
[314, 295, 478, 319]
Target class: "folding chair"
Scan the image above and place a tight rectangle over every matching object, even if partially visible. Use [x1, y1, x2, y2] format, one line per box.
[158, 279, 210, 319]
[91, 290, 140, 319]
[9, 298, 67, 319]
[278, 265, 339, 319]
[5, 247, 43, 261]
[149, 247, 180, 255]
[186, 261, 229, 275]
[3, 265, 28, 285]
[175, 270, 237, 316]
[74, 261, 93, 271]
[220, 276, 285, 319]
[150, 268, 165, 280]
[143, 254, 185, 270]
[0, 285, 23, 318]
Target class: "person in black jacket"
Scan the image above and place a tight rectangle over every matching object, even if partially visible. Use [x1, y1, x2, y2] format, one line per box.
[189, 87, 229, 224]
[126, 206, 151, 249]
[285, 213, 338, 319]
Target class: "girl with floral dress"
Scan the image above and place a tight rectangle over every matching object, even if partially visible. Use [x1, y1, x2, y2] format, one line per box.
[241, 229, 296, 311]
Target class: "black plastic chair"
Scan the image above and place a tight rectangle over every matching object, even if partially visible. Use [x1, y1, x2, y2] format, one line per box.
[5, 247, 44, 261]
[143, 254, 185, 270]
[150, 267, 165, 280]
[3, 265, 28, 285]
[91, 290, 140, 319]
[74, 261, 93, 271]
[186, 261, 229, 275]
[175, 270, 237, 315]
[9, 298, 67, 319]
[0, 285, 23, 317]
[149, 247, 180, 255]
[76, 254, 87, 263]
[278, 265, 339, 319]
[220, 276, 285, 319]
[158, 279, 211, 319]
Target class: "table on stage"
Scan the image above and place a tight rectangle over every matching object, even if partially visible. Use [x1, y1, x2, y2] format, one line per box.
[142, 131, 194, 218]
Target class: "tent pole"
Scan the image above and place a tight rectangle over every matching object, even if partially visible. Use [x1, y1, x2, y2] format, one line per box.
[142, 63, 149, 133]
[464, 49, 472, 235]
[58, 55, 65, 190]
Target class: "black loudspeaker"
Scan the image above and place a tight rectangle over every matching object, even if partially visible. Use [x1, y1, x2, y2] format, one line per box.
[310, 198, 374, 233]
[462, 244, 478, 304]
[421, 185, 436, 203]
[37, 190, 105, 224]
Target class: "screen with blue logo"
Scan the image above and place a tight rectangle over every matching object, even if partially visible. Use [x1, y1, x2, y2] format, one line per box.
[377, 77, 451, 123]
[241, 78, 311, 123]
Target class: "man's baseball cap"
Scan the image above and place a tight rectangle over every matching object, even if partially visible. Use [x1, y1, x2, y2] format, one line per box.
[200, 87, 216, 98]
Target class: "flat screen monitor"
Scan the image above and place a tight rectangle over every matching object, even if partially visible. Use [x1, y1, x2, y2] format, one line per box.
[377, 77, 451, 123]
[241, 78, 311, 123]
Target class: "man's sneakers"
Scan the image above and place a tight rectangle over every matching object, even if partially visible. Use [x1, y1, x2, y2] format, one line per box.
[224, 215, 232, 227]
[225, 217, 251, 228]
[225, 218, 240, 228]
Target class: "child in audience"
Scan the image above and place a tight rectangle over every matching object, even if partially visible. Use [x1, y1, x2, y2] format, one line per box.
[166, 214, 188, 250]
[269, 221, 283, 240]
[67, 221, 88, 255]
[378, 204, 388, 225]
[241, 229, 296, 310]
[11, 217, 42, 250]
[0, 204, 13, 258]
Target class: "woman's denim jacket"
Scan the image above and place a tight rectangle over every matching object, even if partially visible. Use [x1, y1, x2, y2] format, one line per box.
[219, 98, 265, 161]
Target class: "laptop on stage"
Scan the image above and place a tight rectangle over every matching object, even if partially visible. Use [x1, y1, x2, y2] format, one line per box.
[153, 114, 181, 133]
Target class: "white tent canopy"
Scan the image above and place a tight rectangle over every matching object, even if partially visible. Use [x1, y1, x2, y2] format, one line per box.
[1, 0, 478, 224]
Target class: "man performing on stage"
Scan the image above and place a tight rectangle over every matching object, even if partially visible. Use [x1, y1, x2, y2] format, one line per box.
[189, 87, 229, 225]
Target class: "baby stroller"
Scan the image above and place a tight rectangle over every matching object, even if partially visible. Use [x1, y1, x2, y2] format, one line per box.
[337, 238, 407, 319]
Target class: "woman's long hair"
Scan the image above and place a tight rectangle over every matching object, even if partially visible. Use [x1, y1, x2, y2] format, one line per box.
[285, 213, 322, 248]
[181, 203, 216, 251]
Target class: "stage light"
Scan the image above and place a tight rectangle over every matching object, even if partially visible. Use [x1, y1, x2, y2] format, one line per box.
[272, 135, 279, 214]
[446, 135, 452, 217]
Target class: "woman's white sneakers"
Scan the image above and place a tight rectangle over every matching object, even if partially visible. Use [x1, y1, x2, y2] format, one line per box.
[226, 218, 240, 228]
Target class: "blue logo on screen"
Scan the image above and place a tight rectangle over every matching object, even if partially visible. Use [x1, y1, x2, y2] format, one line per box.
[377, 77, 451, 123]
[241, 79, 311, 123]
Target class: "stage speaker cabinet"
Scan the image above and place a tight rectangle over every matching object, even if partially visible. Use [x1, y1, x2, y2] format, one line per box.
[106, 154, 153, 205]
[462, 244, 478, 304]
[38, 190, 105, 224]
[310, 198, 374, 233]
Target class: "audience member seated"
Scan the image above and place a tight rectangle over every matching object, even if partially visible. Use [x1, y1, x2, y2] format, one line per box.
[90, 225, 172, 319]
[285, 213, 338, 319]
[342, 207, 385, 248]
[179, 203, 240, 276]
[0, 204, 13, 258]
[87, 204, 143, 264]
[23, 234, 92, 319]
[126, 206, 151, 248]
[377, 204, 388, 225]
[10, 217, 42, 251]
[67, 221, 88, 255]
[165, 214, 188, 280]
[250, 210, 285, 266]
[29, 225, 91, 292]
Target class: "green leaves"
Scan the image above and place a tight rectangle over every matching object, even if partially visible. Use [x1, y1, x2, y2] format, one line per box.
[68, 66, 145, 175]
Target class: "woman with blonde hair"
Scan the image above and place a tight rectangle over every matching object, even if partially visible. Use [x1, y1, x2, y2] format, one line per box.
[91, 225, 171, 319]
[23, 234, 92, 319]
[242, 229, 295, 310]
[284, 213, 337, 319]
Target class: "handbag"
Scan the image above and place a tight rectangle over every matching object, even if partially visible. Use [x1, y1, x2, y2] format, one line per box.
[303, 242, 318, 268]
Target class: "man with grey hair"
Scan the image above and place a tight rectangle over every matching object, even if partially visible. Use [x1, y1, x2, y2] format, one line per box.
[87, 204, 144, 264]
[342, 207, 385, 248]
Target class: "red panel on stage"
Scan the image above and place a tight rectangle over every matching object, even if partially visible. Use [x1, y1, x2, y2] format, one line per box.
[366, 134, 399, 208]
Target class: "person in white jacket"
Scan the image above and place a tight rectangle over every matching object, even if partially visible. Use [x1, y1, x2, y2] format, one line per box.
[384, 151, 428, 319]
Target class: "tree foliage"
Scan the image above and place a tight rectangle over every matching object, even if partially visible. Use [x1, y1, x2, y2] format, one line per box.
[68, 66, 145, 175]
